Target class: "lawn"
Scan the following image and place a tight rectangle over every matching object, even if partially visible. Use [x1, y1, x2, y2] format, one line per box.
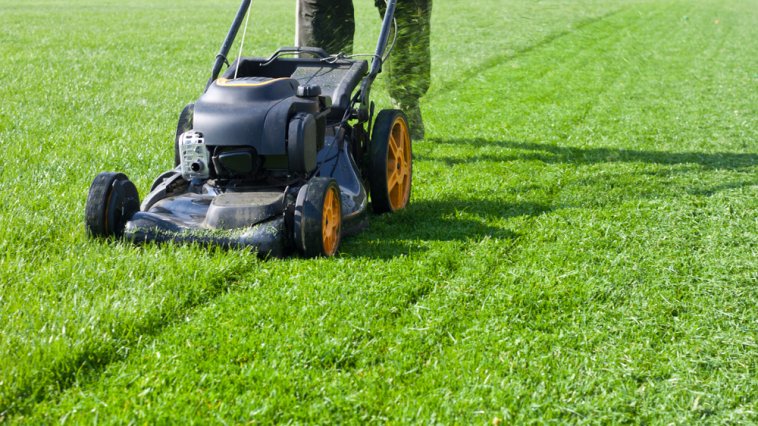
[0, 0, 756, 423]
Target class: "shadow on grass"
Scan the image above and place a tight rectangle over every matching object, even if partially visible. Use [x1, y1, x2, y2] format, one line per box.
[422, 138, 758, 170]
[688, 180, 758, 196]
[342, 199, 552, 259]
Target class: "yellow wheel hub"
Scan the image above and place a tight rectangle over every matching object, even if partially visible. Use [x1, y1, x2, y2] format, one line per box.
[321, 187, 341, 256]
[386, 117, 411, 211]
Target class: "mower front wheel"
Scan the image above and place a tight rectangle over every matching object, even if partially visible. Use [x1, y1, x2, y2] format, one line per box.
[294, 177, 342, 257]
[369, 109, 412, 213]
[85, 172, 140, 238]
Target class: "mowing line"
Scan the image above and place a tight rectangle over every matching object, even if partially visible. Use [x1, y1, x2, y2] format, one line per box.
[425, 8, 626, 102]
[0, 252, 256, 417]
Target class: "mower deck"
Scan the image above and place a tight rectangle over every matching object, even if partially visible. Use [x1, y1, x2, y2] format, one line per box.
[122, 130, 368, 257]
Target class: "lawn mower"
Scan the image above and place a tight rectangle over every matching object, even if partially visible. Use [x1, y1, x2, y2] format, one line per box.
[84, 0, 412, 257]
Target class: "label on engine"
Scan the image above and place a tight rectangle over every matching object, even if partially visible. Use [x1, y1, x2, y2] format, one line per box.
[179, 131, 210, 180]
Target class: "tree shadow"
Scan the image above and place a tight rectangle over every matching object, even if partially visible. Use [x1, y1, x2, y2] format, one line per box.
[421, 138, 758, 170]
[342, 198, 552, 259]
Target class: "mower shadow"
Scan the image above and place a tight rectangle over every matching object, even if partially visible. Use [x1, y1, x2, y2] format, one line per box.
[341, 199, 551, 259]
[421, 138, 758, 170]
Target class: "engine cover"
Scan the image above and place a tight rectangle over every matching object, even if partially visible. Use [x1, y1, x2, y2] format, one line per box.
[193, 77, 327, 174]
[194, 77, 298, 154]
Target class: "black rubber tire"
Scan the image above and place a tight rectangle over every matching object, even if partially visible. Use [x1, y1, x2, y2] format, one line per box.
[369, 109, 412, 213]
[293, 177, 342, 258]
[85, 172, 140, 238]
[174, 104, 194, 167]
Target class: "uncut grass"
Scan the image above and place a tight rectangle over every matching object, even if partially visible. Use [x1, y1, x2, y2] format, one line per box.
[2, 0, 757, 423]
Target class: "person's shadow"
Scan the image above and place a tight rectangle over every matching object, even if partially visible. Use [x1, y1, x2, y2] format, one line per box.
[343, 138, 757, 258]
[421, 138, 758, 170]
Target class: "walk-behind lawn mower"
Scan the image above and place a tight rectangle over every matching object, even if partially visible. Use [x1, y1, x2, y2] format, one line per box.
[85, 0, 412, 257]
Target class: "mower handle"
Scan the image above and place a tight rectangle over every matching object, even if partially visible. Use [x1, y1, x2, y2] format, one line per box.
[356, 0, 397, 113]
[267, 47, 330, 60]
[206, 0, 396, 118]
[206, 0, 252, 91]
[261, 47, 331, 66]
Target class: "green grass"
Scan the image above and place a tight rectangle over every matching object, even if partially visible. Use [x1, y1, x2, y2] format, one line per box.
[1, 0, 756, 423]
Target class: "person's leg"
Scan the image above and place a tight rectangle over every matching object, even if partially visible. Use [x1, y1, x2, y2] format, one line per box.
[298, 0, 355, 54]
[376, 0, 432, 138]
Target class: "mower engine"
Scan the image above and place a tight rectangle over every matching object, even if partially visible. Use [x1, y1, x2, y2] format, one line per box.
[185, 76, 331, 182]
[178, 131, 210, 180]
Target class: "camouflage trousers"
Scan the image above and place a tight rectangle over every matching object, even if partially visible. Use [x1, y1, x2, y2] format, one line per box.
[297, 0, 432, 108]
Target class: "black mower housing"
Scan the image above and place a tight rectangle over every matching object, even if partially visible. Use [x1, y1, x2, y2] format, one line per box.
[195, 76, 331, 175]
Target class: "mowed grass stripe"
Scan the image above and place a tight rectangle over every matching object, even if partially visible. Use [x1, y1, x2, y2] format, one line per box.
[13, 1, 757, 423]
[0, 246, 257, 414]
[427, 1, 675, 141]
[23, 245, 519, 422]
[426, 7, 627, 103]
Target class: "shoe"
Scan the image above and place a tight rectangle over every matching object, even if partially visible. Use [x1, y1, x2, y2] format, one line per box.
[404, 104, 425, 140]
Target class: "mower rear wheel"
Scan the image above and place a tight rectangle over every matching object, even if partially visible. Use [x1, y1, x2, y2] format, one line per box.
[294, 177, 342, 257]
[174, 103, 194, 167]
[369, 109, 412, 213]
[85, 172, 140, 238]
